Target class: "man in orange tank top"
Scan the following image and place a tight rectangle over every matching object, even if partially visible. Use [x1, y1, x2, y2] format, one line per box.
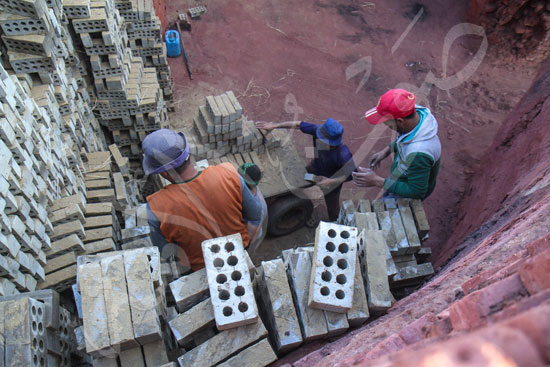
[142, 129, 262, 271]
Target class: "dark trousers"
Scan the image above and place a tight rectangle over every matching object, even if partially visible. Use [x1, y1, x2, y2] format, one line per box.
[307, 160, 342, 222]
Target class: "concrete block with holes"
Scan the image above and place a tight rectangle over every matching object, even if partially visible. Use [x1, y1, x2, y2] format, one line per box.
[308, 221, 357, 313]
[3, 297, 47, 367]
[358, 230, 392, 312]
[254, 259, 302, 353]
[284, 250, 327, 341]
[201, 233, 258, 330]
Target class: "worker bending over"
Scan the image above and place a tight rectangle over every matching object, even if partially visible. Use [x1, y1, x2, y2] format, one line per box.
[255, 118, 355, 222]
[142, 129, 262, 271]
[353, 89, 441, 200]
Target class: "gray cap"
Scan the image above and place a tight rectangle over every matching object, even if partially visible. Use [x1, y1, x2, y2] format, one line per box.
[142, 129, 190, 175]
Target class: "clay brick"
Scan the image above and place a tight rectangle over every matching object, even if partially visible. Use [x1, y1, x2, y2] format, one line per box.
[202, 233, 258, 330]
[518, 248, 550, 295]
[216, 338, 277, 367]
[449, 273, 528, 331]
[78, 262, 114, 356]
[398, 312, 436, 345]
[254, 259, 302, 353]
[309, 221, 357, 312]
[526, 233, 550, 257]
[284, 250, 327, 341]
[177, 319, 268, 367]
[364, 333, 407, 361]
[168, 297, 215, 346]
[100, 254, 137, 351]
[123, 250, 161, 345]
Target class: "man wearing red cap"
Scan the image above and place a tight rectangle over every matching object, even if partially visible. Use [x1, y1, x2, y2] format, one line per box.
[353, 89, 441, 200]
[255, 118, 355, 221]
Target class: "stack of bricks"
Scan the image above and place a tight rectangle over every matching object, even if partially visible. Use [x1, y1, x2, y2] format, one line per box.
[165, 235, 274, 367]
[185, 91, 284, 161]
[76, 247, 172, 366]
[68, 0, 169, 170]
[339, 198, 435, 300]
[0, 290, 83, 367]
[38, 146, 145, 292]
[114, 0, 173, 106]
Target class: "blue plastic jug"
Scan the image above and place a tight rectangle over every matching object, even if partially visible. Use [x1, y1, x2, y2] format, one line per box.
[165, 30, 181, 57]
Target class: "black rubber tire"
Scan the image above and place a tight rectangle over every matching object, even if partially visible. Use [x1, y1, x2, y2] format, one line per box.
[267, 195, 314, 237]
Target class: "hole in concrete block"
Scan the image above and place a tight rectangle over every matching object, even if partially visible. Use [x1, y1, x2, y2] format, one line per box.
[231, 271, 242, 281]
[210, 244, 220, 253]
[32, 321, 37, 332]
[321, 271, 332, 281]
[223, 306, 233, 316]
[320, 286, 330, 296]
[33, 338, 38, 349]
[216, 274, 227, 284]
[63, 327, 68, 336]
[336, 290, 345, 299]
[338, 243, 349, 253]
[33, 354, 38, 365]
[337, 259, 348, 269]
[340, 231, 350, 239]
[238, 302, 248, 313]
[323, 256, 334, 267]
[219, 290, 230, 301]
[37, 307, 42, 316]
[336, 274, 347, 284]
[225, 242, 235, 252]
[227, 256, 238, 266]
[40, 357, 45, 367]
[39, 339, 44, 351]
[31, 305, 37, 315]
[213, 258, 224, 268]
[234, 285, 245, 296]
[328, 229, 337, 238]
[359, 250, 365, 259]
[326, 242, 335, 252]
[360, 237, 364, 246]
[38, 322, 43, 334]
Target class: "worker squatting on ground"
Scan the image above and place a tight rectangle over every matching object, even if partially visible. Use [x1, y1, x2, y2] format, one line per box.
[352, 89, 441, 200]
[255, 118, 355, 222]
[237, 163, 268, 254]
[142, 129, 263, 271]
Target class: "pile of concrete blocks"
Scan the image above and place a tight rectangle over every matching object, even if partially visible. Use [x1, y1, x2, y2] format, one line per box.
[66, 0, 169, 170]
[0, 290, 85, 366]
[167, 249, 276, 367]
[185, 92, 284, 160]
[339, 198, 435, 300]
[113, 0, 174, 106]
[76, 247, 173, 366]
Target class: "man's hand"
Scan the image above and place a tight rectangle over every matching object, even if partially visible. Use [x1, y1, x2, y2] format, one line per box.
[255, 121, 277, 130]
[369, 151, 385, 169]
[352, 166, 385, 188]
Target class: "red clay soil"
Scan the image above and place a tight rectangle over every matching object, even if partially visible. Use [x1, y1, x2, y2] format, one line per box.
[165, 0, 542, 268]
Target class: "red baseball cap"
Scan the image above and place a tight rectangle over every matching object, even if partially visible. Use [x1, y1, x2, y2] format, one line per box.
[364, 89, 416, 125]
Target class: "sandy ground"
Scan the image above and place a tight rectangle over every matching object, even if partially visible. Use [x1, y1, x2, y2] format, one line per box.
[164, 0, 541, 267]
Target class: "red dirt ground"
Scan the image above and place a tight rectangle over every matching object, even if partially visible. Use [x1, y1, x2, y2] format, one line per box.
[164, 0, 542, 267]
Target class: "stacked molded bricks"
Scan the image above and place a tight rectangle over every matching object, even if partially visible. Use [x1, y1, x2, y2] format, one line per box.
[186, 92, 281, 161]
[114, 0, 173, 107]
[0, 290, 84, 367]
[347, 198, 435, 300]
[281, 241, 370, 342]
[76, 247, 171, 366]
[167, 239, 275, 367]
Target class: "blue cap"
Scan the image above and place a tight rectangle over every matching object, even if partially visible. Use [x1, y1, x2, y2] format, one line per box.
[316, 118, 343, 146]
[142, 129, 190, 175]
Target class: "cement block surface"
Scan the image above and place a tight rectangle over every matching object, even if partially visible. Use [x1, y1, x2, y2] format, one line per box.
[309, 221, 357, 312]
[168, 297, 215, 346]
[202, 233, 258, 330]
[216, 338, 277, 367]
